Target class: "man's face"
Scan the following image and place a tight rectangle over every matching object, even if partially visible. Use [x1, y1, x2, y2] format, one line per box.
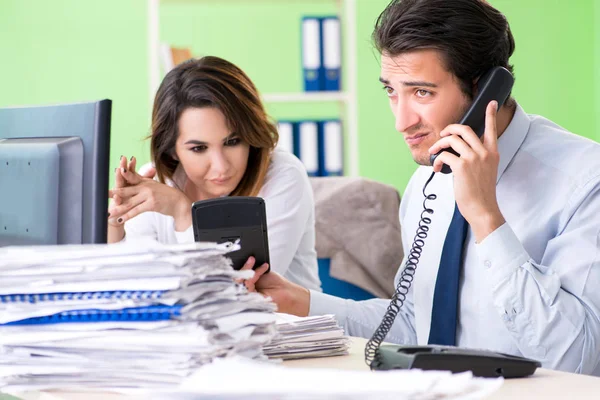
[380, 50, 470, 165]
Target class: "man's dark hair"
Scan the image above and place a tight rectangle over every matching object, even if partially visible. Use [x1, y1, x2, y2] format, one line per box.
[373, 0, 515, 98]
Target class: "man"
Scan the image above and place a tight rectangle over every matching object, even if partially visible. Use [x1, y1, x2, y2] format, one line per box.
[245, 0, 600, 375]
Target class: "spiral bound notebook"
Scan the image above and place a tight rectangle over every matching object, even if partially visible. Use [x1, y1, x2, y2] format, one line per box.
[0, 290, 166, 304]
[2, 304, 182, 326]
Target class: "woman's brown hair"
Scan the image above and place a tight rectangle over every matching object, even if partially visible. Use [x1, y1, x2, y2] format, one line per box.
[150, 56, 278, 197]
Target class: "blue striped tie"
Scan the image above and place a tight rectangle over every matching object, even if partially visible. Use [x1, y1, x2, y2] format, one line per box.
[428, 203, 469, 346]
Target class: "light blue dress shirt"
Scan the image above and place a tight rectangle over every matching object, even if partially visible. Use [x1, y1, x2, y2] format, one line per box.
[309, 104, 600, 375]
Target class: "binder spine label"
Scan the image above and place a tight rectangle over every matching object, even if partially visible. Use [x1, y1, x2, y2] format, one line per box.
[322, 17, 341, 91]
[302, 18, 322, 92]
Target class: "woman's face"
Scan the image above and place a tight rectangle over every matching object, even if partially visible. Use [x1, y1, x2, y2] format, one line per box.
[174, 107, 250, 200]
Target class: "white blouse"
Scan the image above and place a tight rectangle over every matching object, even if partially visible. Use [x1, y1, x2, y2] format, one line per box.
[122, 149, 322, 291]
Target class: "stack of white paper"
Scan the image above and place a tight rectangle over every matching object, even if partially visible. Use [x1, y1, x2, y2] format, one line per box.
[174, 356, 504, 399]
[263, 314, 349, 360]
[0, 239, 277, 394]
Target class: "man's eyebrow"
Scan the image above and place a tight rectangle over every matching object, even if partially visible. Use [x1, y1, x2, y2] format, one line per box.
[378, 76, 438, 88]
[401, 80, 438, 88]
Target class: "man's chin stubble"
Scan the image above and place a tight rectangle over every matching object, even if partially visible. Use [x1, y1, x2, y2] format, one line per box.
[413, 154, 432, 166]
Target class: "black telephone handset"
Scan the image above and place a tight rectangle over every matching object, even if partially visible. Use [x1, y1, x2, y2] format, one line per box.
[430, 67, 515, 174]
[366, 67, 540, 378]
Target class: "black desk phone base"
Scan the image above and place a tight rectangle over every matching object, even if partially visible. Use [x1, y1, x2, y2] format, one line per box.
[372, 344, 541, 378]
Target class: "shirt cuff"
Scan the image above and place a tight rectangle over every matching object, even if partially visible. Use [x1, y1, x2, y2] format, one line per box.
[476, 222, 531, 284]
[308, 290, 349, 320]
[174, 224, 194, 244]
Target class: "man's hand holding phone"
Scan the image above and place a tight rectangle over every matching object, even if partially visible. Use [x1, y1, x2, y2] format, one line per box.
[428, 101, 505, 243]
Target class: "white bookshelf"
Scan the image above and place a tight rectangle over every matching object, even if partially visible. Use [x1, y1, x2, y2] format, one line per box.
[147, 0, 359, 176]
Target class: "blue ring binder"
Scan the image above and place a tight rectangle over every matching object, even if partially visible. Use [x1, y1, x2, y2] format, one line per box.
[3, 305, 182, 326]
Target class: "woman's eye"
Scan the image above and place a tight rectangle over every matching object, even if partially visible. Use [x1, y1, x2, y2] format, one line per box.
[225, 138, 241, 146]
[383, 86, 396, 97]
[191, 145, 207, 153]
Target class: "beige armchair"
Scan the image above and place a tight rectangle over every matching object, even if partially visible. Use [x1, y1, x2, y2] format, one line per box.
[310, 176, 404, 299]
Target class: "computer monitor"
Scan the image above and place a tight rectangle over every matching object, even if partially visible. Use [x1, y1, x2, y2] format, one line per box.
[0, 100, 111, 246]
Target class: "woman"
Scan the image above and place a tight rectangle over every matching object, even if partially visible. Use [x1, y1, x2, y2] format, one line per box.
[107, 56, 321, 291]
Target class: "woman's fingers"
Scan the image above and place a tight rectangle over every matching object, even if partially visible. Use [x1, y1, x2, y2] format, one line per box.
[121, 167, 143, 186]
[114, 201, 152, 225]
[244, 263, 269, 292]
[241, 257, 256, 270]
[114, 156, 127, 188]
[108, 155, 141, 225]
[109, 185, 144, 200]
[109, 193, 145, 218]
[113, 155, 139, 190]
[109, 194, 149, 225]
[120, 155, 127, 170]
[236, 257, 256, 284]
[128, 156, 137, 174]
[108, 194, 122, 226]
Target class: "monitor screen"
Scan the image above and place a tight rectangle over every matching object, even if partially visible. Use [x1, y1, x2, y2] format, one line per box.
[0, 100, 111, 246]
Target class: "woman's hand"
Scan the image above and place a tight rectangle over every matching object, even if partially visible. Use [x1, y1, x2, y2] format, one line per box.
[108, 156, 139, 242]
[241, 257, 310, 317]
[108, 156, 136, 228]
[108, 159, 193, 232]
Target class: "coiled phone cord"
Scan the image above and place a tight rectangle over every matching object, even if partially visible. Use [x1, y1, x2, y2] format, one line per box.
[364, 171, 437, 368]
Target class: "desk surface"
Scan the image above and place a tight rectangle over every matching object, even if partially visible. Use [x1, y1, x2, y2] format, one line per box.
[17, 336, 600, 400]
[285, 337, 600, 399]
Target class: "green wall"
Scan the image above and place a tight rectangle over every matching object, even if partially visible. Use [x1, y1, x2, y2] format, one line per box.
[492, 0, 596, 139]
[161, 0, 598, 192]
[596, 0, 600, 143]
[1, 0, 598, 194]
[159, 1, 341, 121]
[0, 0, 150, 188]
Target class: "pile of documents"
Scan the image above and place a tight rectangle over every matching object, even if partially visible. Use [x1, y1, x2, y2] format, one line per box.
[0, 240, 277, 394]
[177, 356, 504, 399]
[264, 314, 349, 360]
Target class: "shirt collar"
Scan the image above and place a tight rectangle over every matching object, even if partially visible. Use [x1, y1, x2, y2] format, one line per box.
[495, 102, 531, 183]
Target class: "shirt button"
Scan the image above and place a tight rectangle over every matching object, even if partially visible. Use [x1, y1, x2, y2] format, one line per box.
[484, 260, 492, 268]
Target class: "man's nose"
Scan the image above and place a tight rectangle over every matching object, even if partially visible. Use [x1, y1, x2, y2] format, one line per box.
[394, 100, 420, 133]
